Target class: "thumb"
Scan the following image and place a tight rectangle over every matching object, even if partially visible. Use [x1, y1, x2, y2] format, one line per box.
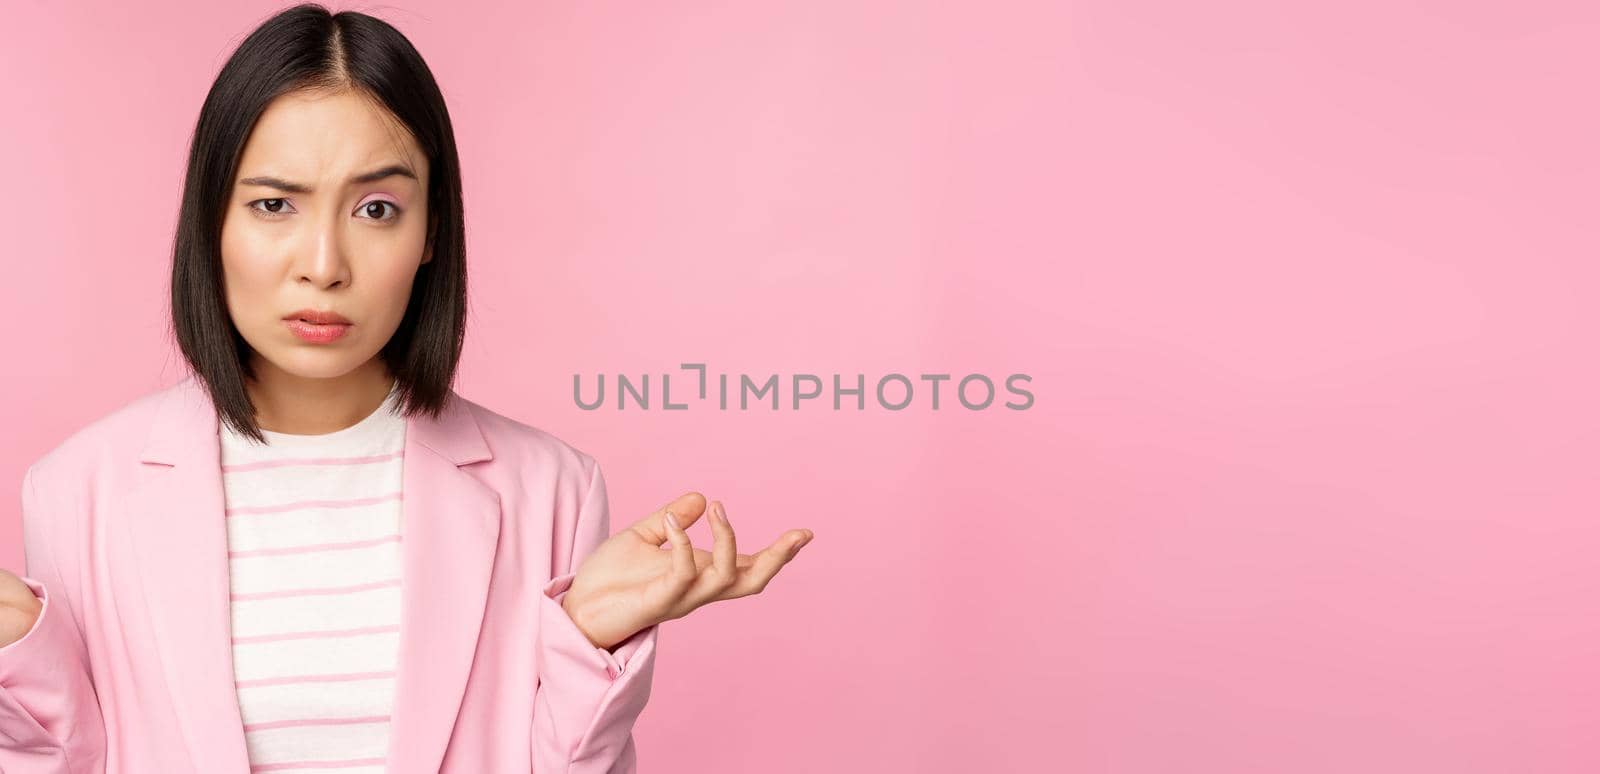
[629, 491, 707, 545]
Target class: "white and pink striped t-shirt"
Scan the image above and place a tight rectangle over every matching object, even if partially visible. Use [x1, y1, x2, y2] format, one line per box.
[219, 384, 406, 774]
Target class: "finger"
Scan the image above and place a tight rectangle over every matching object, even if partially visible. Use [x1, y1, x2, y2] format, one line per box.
[661, 509, 698, 598]
[628, 491, 708, 545]
[685, 529, 811, 571]
[709, 501, 738, 579]
[688, 500, 739, 604]
[720, 529, 812, 601]
[685, 546, 758, 572]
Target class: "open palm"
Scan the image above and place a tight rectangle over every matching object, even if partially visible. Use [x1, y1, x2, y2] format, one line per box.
[0, 569, 43, 649]
[560, 492, 814, 650]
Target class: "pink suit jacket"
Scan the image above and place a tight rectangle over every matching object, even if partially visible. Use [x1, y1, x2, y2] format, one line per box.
[0, 375, 660, 773]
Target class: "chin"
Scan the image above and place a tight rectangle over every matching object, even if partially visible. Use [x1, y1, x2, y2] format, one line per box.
[263, 346, 373, 381]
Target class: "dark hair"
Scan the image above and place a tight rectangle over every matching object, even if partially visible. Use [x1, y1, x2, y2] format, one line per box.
[170, 2, 466, 443]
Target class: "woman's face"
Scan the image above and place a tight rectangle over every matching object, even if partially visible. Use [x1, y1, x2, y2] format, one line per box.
[220, 88, 432, 383]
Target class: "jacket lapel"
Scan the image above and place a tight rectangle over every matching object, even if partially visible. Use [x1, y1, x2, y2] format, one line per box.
[129, 376, 501, 774]
[129, 376, 250, 772]
[385, 382, 501, 774]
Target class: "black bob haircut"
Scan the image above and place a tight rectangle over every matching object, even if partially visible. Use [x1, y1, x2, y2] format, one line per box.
[170, 3, 466, 444]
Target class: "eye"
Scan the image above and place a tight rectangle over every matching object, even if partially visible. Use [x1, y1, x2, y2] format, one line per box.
[248, 198, 296, 218]
[357, 199, 402, 222]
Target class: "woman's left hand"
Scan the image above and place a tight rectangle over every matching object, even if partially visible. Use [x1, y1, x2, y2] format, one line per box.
[560, 493, 814, 650]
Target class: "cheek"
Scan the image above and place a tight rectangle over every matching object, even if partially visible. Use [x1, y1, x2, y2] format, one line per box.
[217, 228, 294, 340]
[370, 257, 422, 321]
[369, 228, 429, 307]
[219, 239, 278, 307]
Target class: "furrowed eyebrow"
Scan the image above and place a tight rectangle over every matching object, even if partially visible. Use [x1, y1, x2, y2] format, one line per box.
[237, 164, 418, 194]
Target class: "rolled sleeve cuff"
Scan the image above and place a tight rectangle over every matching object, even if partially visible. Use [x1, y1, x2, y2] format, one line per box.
[0, 576, 62, 682]
[535, 572, 659, 766]
[540, 572, 654, 680]
[0, 574, 106, 761]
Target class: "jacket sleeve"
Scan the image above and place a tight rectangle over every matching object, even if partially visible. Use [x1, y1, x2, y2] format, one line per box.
[532, 458, 659, 774]
[0, 464, 108, 773]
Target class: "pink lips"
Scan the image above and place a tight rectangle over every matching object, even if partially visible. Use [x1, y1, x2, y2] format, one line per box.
[282, 309, 353, 343]
[284, 318, 351, 343]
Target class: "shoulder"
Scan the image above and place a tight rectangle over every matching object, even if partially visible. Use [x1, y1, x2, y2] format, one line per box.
[451, 393, 601, 486]
[26, 381, 173, 492]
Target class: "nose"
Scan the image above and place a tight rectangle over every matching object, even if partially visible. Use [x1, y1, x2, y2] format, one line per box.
[295, 213, 353, 289]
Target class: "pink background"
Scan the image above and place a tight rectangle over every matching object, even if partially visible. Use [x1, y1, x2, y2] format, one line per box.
[4, 1, 1598, 771]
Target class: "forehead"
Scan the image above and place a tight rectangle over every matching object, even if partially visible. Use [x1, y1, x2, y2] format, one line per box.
[235, 89, 427, 184]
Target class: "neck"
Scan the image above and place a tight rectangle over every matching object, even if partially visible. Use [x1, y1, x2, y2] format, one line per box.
[244, 358, 397, 435]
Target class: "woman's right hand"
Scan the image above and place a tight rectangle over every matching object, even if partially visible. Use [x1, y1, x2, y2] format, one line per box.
[0, 568, 43, 649]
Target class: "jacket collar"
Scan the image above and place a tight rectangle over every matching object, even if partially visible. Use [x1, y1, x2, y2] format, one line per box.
[139, 375, 492, 467]
[127, 375, 502, 774]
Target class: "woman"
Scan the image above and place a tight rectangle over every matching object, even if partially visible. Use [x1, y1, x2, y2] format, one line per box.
[0, 5, 814, 773]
